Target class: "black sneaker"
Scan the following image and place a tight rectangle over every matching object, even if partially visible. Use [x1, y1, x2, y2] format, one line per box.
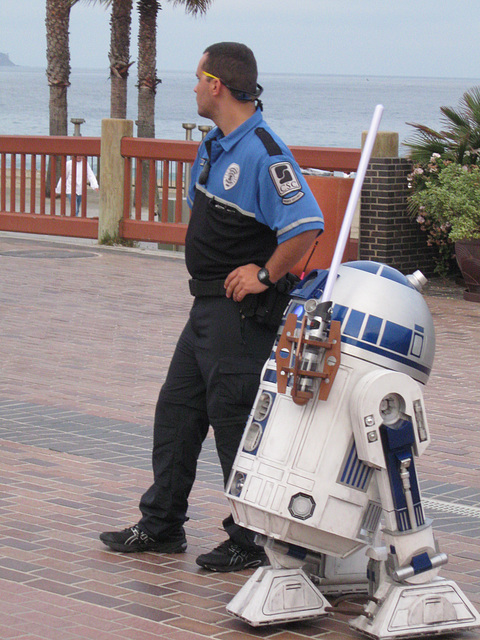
[99, 524, 187, 553]
[196, 539, 268, 572]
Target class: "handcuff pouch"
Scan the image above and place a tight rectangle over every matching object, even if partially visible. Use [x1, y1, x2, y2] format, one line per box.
[239, 273, 299, 329]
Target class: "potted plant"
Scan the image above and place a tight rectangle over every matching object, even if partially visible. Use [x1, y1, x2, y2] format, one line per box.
[405, 87, 480, 300]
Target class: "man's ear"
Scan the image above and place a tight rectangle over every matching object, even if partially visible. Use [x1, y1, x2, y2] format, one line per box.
[210, 78, 222, 97]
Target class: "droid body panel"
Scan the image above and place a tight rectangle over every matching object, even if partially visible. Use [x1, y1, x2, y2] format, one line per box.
[227, 262, 433, 557]
[226, 261, 480, 638]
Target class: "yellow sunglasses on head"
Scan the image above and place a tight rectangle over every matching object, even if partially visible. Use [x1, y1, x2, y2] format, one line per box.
[203, 71, 221, 82]
[202, 71, 263, 103]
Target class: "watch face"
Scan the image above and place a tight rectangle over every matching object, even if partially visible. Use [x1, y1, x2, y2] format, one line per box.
[258, 268, 270, 284]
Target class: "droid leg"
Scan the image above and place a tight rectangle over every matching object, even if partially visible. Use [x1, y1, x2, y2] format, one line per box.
[348, 371, 480, 638]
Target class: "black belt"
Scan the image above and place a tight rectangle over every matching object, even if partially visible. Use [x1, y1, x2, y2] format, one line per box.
[189, 278, 226, 297]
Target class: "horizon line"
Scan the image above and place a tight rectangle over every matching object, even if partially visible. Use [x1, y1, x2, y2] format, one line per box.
[2, 65, 480, 84]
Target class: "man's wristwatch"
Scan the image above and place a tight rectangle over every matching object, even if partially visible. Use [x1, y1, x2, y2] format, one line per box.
[257, 267, 274, 287]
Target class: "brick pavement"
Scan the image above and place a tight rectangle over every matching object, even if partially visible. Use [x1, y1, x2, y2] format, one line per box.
[0, 232, 480, 640]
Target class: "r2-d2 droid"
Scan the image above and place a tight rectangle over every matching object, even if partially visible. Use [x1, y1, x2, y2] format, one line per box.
[226, 261, 480, 639]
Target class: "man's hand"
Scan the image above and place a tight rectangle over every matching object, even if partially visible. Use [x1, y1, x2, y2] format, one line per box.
[224, 264, 268, 302]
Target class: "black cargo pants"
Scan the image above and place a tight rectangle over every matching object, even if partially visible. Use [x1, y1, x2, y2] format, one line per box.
[138, 294, 277, 548]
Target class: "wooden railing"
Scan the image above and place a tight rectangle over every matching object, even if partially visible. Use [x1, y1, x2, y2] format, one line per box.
[120, 136, 361, 247]
[0, 133, 361, 257]
[0, 135, 100, 238]
[121, 138, 198, 245]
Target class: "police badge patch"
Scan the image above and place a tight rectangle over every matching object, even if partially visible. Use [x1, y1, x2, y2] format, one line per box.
[269, 162, 302, 197]
[223, 163, 240, 190]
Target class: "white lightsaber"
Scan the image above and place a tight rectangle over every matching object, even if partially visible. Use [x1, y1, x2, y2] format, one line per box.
[320, 104, 384, 304]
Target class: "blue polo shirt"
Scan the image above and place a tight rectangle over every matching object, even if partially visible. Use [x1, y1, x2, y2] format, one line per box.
[186, 108, 324, 280]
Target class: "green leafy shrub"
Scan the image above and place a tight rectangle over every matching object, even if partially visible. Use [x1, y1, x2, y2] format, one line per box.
[410, 161, 480, 242]
[405, 87, 480, 276]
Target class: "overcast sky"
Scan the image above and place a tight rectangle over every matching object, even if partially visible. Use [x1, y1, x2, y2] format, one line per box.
[1, 1, 480, 79]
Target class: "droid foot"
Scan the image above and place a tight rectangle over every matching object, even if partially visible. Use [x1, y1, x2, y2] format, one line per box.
[349, 578, 480, 639]
[226, 566, 330, 626]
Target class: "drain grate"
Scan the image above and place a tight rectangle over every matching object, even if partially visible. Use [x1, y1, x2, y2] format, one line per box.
[423, 497, 480, 520]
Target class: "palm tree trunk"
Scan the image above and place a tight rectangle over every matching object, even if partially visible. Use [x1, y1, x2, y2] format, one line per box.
[48, 85, 69, 137]
[137, 0, 160, 138]
[46, 0, 72, 136]
[45, 0, 73, 195]
[137, 0, 160, 203]
[109, 0, 133, 119]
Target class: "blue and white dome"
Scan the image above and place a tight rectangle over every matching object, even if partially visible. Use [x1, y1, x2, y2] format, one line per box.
[291, 261, 435, 384]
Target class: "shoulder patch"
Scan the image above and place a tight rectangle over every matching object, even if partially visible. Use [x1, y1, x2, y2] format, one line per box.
[269, 162, 302, 197]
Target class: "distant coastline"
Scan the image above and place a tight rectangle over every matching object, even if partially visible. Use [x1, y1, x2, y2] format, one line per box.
[0, 52, 16, 67]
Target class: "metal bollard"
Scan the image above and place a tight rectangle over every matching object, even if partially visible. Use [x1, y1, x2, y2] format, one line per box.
[182, 122, 196, 141]
[182, 123, 196, 197]
[198, 125, 213, 140]
[71, 118, 85, 136]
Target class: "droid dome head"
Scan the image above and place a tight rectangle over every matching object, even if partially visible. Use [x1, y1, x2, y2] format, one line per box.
[293, 261, 435, 385]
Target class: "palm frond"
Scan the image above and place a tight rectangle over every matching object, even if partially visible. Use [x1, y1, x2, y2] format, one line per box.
[405, 121, 444, 139]
[440, 106, 471, 131]
[404, 87, 480, 164]
[404, 139, 446, 163]
[403, 121, 447, 161]
[167, 0, 213, 15]
[79, 0, 112, 6]
[462, 87, 480, 127]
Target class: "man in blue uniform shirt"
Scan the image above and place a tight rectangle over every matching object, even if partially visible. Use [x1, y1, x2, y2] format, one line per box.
[100, 42, 324, 571]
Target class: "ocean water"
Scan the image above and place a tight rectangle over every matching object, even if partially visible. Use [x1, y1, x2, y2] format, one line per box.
[1, 67, 480, 153]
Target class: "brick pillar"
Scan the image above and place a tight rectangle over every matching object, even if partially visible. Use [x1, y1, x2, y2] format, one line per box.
[358, 133, 437, 276]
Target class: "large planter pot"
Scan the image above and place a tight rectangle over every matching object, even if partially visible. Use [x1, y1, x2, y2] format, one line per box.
[455, 239, 480, 302]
